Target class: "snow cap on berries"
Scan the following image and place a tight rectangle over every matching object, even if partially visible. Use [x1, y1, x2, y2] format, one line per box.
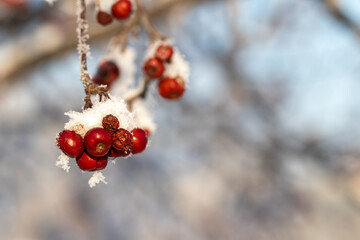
[132, 99, 156, 134]
[144, 39, 190, 85]
[108, 46, 137, 96]
[64, 95, 138, 137]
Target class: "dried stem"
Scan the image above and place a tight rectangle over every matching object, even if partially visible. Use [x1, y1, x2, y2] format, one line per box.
[108, 12, 140, 53]
[77, 0, 109, 109]
[77, 0, 165, 110]
[135, 0, 166, 43]
[125, 76, 152, 109]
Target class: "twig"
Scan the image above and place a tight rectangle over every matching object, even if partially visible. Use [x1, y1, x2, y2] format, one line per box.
[319, 0, 360, 38]
[108, 12, 140, 53]
[135, 0, 165, 43]
[125, 76, 152, 109]
[77, 0, 109, 109]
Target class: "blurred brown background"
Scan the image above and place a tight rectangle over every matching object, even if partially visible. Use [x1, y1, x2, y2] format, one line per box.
[1, 0, 360, 239]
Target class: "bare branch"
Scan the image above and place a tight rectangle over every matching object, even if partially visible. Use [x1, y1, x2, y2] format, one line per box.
[318, 0, 360, 38]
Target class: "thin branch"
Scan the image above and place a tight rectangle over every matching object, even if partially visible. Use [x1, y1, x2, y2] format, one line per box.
[135, 0, 165, 42]
[108, 11, 140, 53]
[318, 0, 360, 38]
[1, 0, 210, 84]
[125, 76, 151, 109]
[77, 0, 109, 109]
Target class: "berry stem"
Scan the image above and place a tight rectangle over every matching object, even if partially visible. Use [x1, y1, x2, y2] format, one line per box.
[108, 11, 140, 53]
[135, 0, 165, 43]
[125, 76, 151, 109]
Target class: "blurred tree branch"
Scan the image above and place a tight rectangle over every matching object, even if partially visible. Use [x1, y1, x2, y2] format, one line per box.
[0, 0, 214, 85]
[318, 0, 360, 38]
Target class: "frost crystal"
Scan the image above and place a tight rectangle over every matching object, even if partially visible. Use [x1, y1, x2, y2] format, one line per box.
[88, 171, 108, 188]
[56, 152, 70, 172]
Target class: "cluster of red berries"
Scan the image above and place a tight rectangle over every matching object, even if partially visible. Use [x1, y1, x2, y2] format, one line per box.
[144, 44, 185, 100]
[92, 60, 120, 88]
[97, 0, 132, 26]
[57, 114, 148, 172]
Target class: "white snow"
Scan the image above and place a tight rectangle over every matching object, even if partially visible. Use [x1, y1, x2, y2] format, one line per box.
[88, 171, 108, 187]
[64, 95, 139, 137]
[44, 0, 57, 5]
[56, 152, 70, 172]
[132, 99, 156, 133]
[108, 46, 137, 96]
[98, 0, 114, 13]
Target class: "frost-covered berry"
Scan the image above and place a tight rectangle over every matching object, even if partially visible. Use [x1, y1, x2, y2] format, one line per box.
[109, 147, 131, 158]
[92, 61, 120, 86]
[112, 0, 132, 20]
[144, 57, 165, 79]
[76, 152, 108, 171]
[57, 130, 84, 158]
[158, 76, 185, 100]
[112, 128, 133, 152]
[131, 128, 148, 154]
[102, 114, 119, 133]
[84, 128, 112, 157]
[155, 45, 173, 62]
[97, 11, 113, 26]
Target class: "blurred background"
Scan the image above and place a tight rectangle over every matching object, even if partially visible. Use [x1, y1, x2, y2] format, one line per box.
[1, 0, 360, 239]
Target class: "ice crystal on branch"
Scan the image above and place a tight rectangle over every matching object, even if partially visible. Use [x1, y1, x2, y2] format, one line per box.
[77, 0, 92, 86]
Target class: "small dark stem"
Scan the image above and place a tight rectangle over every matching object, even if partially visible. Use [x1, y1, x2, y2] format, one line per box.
[135, 0, 166, 43]
[125, 77, 151, 109]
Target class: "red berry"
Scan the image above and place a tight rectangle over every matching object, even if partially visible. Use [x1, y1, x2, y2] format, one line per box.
[102, 114, 119, 133]
[97, 11, 113, 26]
[84, 128, 112, 157]
[112, 128, 133, 152]
[92, 61, 120, 86]
[155, 45, 174, 62]
[112, 0, 132, 20]
[96, 157, 108, 170]
[144, 57, 165, 79]
[57, 130, 84, 158]
[109, 147, 131, 158]
[2, 0, 27, 10]
[131, 128, 148, 154]
[76, 152, 108, 171]
[158, 76, 185, 100]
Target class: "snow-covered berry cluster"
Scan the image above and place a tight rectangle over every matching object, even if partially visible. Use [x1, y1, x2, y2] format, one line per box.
[56, 97, 149, 187]
[49, 0, 190, 187]
[144, 40, 189, 100]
